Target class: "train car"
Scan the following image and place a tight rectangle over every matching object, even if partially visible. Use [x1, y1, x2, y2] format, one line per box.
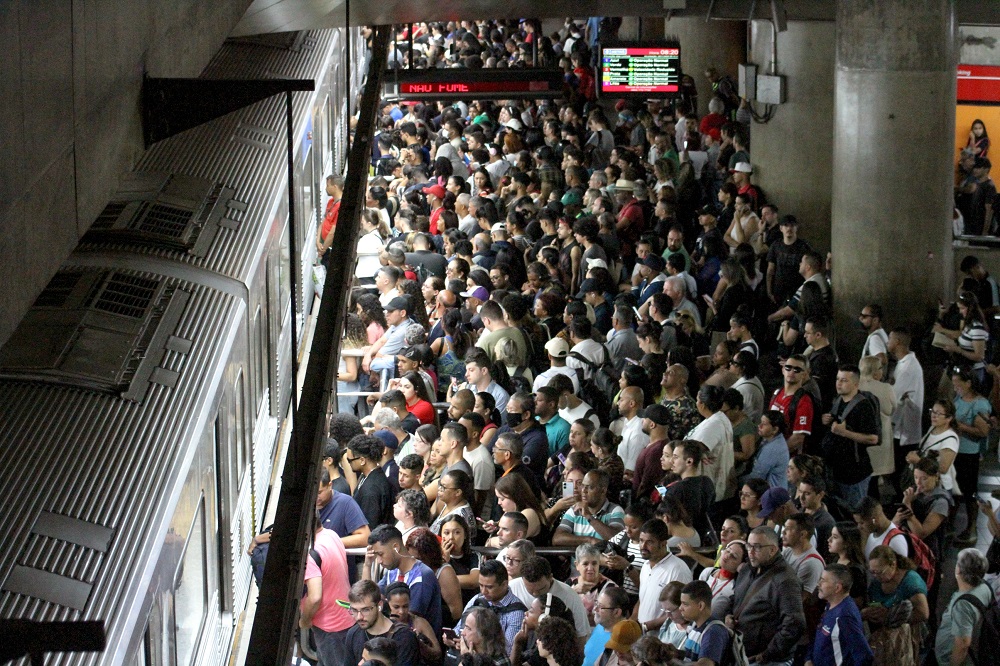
[0, 27, 365, 666]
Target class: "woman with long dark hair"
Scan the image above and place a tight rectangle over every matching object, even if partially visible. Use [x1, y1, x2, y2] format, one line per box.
[827, 522, 868, 606]
[440, 515, 481, 603]
[396, 371, 436, 426]
[432, 309, 470, 383]
[935, 291, 989, 384]
[406, 527, 463, 629]
[951, 367, 991, 545]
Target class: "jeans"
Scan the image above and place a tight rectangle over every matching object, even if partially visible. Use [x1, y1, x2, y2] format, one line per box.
[829, 477, 870, 514]
[311, 626, 351, 666]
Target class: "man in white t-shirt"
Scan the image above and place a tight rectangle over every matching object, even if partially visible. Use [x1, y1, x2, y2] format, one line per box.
[615, 387, 649, 474]
[548, 373, 601, 428]
[566, 317, 608, 382]
[855, 496, 908, 558]
[533, 337, 580, 394]
[636, 519, 692, 633]
[889, 328, 924, 494]
[686, 385, 735, 502]
[510, 556, 592, 642]
[859, 304, 889, 371]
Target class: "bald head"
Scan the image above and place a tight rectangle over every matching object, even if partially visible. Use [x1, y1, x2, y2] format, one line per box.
[620, 386, 644, 416]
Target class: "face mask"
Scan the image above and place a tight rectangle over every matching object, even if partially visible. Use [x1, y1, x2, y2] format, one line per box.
[506, 412, 524, 428]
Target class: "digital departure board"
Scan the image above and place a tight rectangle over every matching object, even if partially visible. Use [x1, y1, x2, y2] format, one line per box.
[599, 44, 681, 96]
[383, 68, 564, 101]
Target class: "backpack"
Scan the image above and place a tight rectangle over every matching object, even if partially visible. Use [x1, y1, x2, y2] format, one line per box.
[250, 525, 322, 589]
[882, 527, 936, 589]
[957, 589, 1000, 665]
[775, 383, 822, 449]
[837, 390, 883, 442]
[569, 347, 616, 427]
[704, 620, 751, 666]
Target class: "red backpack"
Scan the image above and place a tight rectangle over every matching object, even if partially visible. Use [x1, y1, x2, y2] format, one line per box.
[883, 527, 936, 589]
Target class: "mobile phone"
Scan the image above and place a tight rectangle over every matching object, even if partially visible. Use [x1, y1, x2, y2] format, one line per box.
[557, 452, 567, 464]
[442, 628, 458, 640]
[562, 481, 575, 498]
[684, 139, 689, 150]
[655, 485, 667, 496]
[632, 306, 642, 319]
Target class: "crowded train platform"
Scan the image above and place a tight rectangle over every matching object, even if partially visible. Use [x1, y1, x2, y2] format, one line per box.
[267, 17, 1000, 666]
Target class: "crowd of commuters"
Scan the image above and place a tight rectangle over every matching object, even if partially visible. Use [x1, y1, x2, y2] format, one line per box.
[286, 16, 1000, 666]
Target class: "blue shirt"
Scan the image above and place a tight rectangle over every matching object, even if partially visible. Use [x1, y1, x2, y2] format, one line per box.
[371, 318, 416, 371]
[747, 433, 790, 490]
[455, 591, 526, 653]
[682, 619, 729, 664]
[318, 491, 369, 537]
[542, 414, 572, 457]
[954, 395, 991, 454]
[379, 561, 443, 635]
[807, 597, 873, 666]
[584, 624, 611, 666]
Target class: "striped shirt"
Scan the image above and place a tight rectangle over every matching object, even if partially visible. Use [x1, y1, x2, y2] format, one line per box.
[958, 320, 989, 370]
[558, 500, 626, 539]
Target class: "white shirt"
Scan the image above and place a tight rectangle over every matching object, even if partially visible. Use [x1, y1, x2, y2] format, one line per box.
[378, 288, 400, 307]
[510, 577, 592, 638]
[618, 415, 650, 472]
[891, 352, 924, 446]
[566, 339, 607, 381]
[533, 365, 580, 394]
[638, 554, 693, 624]
[865, 523, 908, 558]
[560, 401, 601, 428]
[686, 411, 735, 500]
[355, 229, 385, 279]
[862, 328, 889, 360]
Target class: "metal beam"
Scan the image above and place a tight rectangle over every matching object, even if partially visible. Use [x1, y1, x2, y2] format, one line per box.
[244, 24, 391, 666]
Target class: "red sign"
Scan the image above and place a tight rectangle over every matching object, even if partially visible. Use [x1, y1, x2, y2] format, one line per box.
[399, 80, 552, 95]
[957, 64, 1000, 103]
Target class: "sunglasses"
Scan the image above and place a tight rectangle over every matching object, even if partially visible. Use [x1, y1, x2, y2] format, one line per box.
[783, 365, 804, 373]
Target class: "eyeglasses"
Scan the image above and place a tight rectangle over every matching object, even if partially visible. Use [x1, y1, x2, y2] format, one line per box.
[595, 606, 618, 612]
[928, 409, 948, 417]
[738, 492, 757, 499]
[746, 543, 775, 551]
[494, 447, 511, 454]
[347, 606, 376, 615]
[782, 365, 804, 373]
[858, 313, 873, 319]
[346, 456, 361, 463]
[439, 485, 458, 491]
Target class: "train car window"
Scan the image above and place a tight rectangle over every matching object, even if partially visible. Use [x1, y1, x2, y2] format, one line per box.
[235, 372, 247, 491]
[173, 496, 208, 665]
[252, 306, 265, 411]
[277, 222, 292, 319]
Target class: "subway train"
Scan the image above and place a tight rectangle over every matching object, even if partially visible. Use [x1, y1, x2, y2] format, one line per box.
[0, 27, 366, 666]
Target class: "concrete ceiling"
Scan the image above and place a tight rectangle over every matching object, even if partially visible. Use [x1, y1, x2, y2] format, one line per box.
[230, 0, 1000, 37]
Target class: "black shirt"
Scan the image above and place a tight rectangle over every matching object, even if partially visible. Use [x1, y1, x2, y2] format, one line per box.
[767, 238, 812, 304]
[353, 466, 395, 528]
[823, 393, 879, 484]
[664, 476, 716, 538]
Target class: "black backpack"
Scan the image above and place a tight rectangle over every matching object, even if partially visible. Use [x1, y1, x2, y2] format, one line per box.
[957, 589, 1000, 665]
[569, 347, 616, 427]
[250, 525, 321, 589]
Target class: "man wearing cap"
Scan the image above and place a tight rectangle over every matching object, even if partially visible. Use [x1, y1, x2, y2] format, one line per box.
[758, 487, 797, 532]
[533, 337, 581, 394]
[691, 204, 722, 261]
[459, 285, 488, 313]
[364, 296, 416, 374]
[631, 404, 672, 500]
[766, 215, 812, 307]
[421, 183, 446, 235]
[404, 232, 447, 279]
[731, 162, 760, 212]
[612, 179, 645, 271]
[579, 278, 612, 336]
[598, 620, 642, 666]
[719, 526, 805, 666]
[373, 428, 401, 494]
[632, 254, 667, 308]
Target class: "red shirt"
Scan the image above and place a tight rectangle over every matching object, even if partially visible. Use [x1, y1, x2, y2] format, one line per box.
[770, 388, 814, 436]
[429, 206, 443, 235]
[407, 398, 436, 425]
[320, 198, 341, 240]
[737, 183, 760, 212]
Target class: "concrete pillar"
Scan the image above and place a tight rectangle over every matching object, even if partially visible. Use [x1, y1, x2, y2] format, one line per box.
[747, 20, 835, 254]
[664, 16, 746, 117]
[831, 0, 956, 357]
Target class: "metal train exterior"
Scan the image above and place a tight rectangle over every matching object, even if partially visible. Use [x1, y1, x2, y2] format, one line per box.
[0, 28, 365, 666]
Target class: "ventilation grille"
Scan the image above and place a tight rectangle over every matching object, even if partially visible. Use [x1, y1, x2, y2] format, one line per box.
[135, 202, 194, 239]
[34, 271, 85, 308]
[0, 269, 193, 401]
[83, 174, 236, 257]
[91, 273, 160, 319]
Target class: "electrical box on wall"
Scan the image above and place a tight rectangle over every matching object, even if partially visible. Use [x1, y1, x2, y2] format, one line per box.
[738, 63, 757, 100]
[757, 74, 786, 104]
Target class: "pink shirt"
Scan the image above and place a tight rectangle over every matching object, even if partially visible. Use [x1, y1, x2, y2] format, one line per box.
[302, 528, 353, 632]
